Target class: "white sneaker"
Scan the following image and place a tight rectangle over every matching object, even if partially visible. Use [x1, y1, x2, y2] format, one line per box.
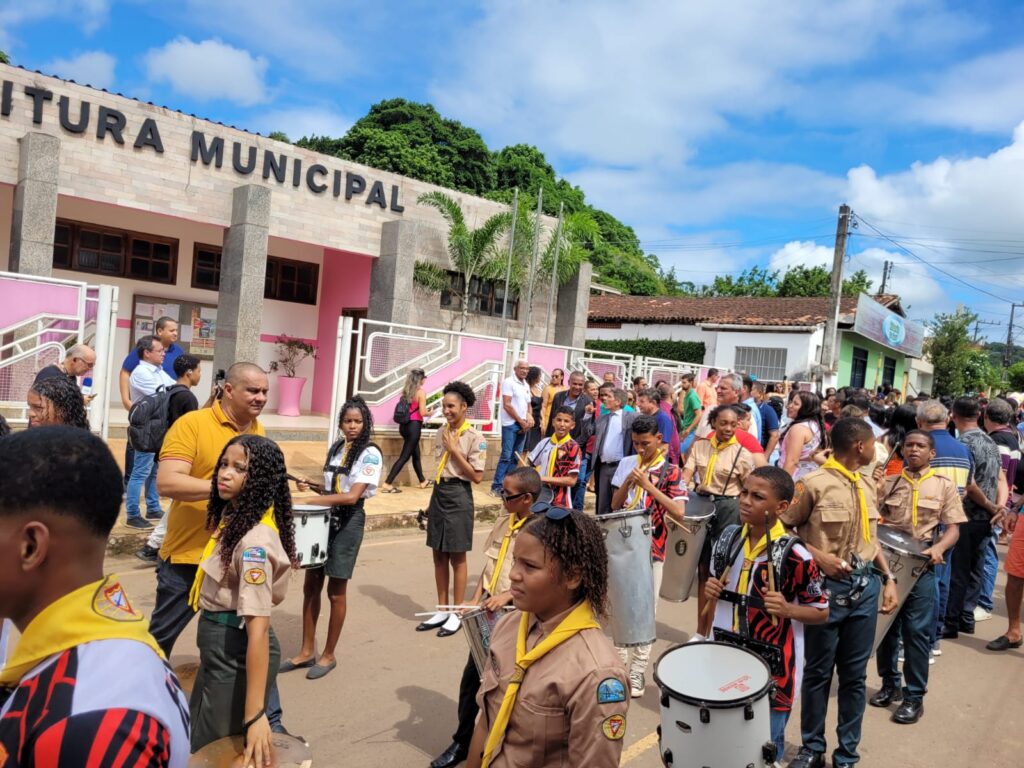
[686, 634, 706, 644]
[629, 670, 645, 698]
[931, 646, 942, 657]
[929, 656, 936, 665]
[974, 607, 993, 622]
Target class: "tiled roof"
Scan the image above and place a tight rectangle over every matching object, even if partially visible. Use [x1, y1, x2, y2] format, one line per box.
[588, 294, 902, 326]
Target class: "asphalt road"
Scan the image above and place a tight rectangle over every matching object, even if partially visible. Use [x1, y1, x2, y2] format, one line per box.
[110, 526, 1024, 767]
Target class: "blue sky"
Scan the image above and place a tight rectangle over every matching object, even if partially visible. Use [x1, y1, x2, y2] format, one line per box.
[3, 0, 1024, 339]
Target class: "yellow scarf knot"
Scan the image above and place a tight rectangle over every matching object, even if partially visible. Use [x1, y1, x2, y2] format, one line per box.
[822, 457, 871, 544]
[734, 521, 787, 631]
[487, 514, 529, 597]
[436, 421, 471, 483]
[703, 435, 737, 489]
[900, 469, 936, 528]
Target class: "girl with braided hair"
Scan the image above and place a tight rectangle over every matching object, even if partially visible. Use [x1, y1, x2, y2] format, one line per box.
[27, 374, 90, 430]
[467, 508, 629, 768]
[188, 435, 296, 763]
[282, 396, 383, 680]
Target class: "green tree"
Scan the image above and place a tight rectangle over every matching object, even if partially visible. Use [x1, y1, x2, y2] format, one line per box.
[267, 130, 290, 143]
[706, 266, 780, 297]
[0, 51, 9, 65]
[925, 309, 977, 396]
[843, 269, 873, 296]
[1007, 361, 1024, 391]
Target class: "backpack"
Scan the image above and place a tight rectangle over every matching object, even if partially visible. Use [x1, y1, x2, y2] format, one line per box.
[128, 385, 186, 453]
[393, 396, 411, 425]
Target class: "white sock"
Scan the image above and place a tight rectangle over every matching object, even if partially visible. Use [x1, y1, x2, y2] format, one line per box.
[441, 613, 461, 631]
[424, 611, 448, 625]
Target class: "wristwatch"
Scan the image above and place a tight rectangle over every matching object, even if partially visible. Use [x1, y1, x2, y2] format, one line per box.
[880, 572, 897, 586]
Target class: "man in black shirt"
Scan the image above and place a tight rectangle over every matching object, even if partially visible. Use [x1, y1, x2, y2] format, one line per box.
[33, 344, 96, 387]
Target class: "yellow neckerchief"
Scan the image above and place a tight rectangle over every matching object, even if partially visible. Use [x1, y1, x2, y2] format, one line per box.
[435, 420, 471, 483]
[545, 433, 573, 477]
[900, 469, 936, 528]
[332, 443, 351, 493]
[822, 457, 871, 543]
[733, 521, 787, 632]
[481, 601, 600, 768]
[486, 514, 529, 597]
[703, 434, 738, 489]
[188, 506, 279, 611]
[626, 450, 666, 510]
[0, 576, 163, 686]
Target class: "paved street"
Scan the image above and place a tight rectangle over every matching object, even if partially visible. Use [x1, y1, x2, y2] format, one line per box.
[110, 525, 1023, 767]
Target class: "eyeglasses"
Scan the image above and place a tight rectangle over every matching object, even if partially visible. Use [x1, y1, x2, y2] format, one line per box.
[499, 489, 531, 503]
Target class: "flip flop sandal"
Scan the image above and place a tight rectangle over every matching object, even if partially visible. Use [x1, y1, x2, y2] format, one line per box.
[380, 487, 402, 494]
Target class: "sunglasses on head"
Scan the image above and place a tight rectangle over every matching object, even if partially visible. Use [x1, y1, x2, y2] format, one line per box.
[530, 501, 572, 520]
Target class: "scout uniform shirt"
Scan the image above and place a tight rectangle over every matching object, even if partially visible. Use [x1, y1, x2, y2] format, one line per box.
[324, 442, 383, 499]
[476, 608, 629, 767]
[879, 469, 967, 542]
[197, 522, 291, 617]
[434, 423, 487, 481]
[781, 466, 880, 564]
[480, 514, 528, 596]
[685, 437, 754, 496]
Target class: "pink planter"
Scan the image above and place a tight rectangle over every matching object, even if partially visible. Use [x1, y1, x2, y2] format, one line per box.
[276, 376, 306, 416]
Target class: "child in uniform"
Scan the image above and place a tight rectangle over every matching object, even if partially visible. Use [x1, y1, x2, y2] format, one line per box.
[283, 396, 382, 680]
[524, 406, 581, 507]
[188, 435, 297, 764]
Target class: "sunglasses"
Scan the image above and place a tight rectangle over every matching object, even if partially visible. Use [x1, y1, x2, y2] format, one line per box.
[530, 501, 572, 520]
[499, 489, 532, 503]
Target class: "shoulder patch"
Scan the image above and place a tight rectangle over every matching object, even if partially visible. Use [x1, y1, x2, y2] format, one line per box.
[362, 465, 376, 476]
[92, 580, 143, 622]
[363, 452, 381, 465]
[597, 677, 627, 704]
[792, 480, 806, 505]
[242, 546, 267, 563]
[478, 441, 488, 452]
[601, 714, 627, 740]
[243, 568, 267, 585]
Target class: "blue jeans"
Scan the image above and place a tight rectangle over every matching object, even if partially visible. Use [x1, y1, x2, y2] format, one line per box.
[771, 708, 790, 761]
[491, 424, 525, 492]
[125, 450, 161, 519]
[933, 555, 951, 646]
[978, 530, 999, 612]
[877, 569, 936, 701]
[572, 455, 589, 511]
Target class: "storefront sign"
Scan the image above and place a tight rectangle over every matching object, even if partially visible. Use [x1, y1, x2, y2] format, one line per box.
[852, 293, 924, 357]
[0, 80, 404, 212]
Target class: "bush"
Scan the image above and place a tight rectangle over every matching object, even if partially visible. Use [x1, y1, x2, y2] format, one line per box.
[1008, 361, 1024, 391]
[585, 339, 705, 363]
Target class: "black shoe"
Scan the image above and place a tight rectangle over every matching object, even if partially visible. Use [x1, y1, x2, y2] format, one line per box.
[134, 545, 159, 565]
[430, 742, 469, 768]
[125, 517, 154, 530]
[416, 613, 449, 632]
[985, 635, 1024, 651]
[940, 627, 959, 640]
[958, 623, 975, 635]
[892, 699, 924, 724]
[869, 686, 902, 707]
[787, 748, 825, 768]
[145, 509, 164, 520]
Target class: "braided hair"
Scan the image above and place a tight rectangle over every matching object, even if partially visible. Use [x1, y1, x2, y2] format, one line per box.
[522, 510, 609, 618]
[330, 395, 375, 476]
[29, 375, 89, 430]
[207, 435, 297, 568]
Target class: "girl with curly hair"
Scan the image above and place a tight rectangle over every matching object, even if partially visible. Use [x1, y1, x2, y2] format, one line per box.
[27, 375, 90, 430]
[467, 508, 629, 768]
[416, 381, 488, 639]
[187, 435, 296, 763]
[282, 396, 382, 680]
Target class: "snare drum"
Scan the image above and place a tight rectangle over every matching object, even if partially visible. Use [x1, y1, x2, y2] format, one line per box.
[188, 733, 312, 767]
[654, 642, 775, 768]
[597, 509, 655, 647]
[291, 505, 331, 568]
[660, 494, 716, 603]
[463, 607, 499, 675]
[873, 524, 931, 654]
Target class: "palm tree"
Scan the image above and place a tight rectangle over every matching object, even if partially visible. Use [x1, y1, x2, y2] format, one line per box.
[416, 190, 511, 331]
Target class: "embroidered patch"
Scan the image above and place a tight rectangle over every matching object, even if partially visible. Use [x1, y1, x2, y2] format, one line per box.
[597, 677, 627, 704]
[792, 480, 806, 505]
[363, 466, 376, 476]
[478, 442, 487, 452]
[602, 714, 626, 740]
[242, 547, 266, 563]
[92, 580, 143, 622]
[363, 453, 380, 465]
[243, 568, 267, 585]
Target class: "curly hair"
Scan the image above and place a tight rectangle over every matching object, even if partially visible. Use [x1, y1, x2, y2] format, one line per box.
[522, 510, 609, 618]
[443, 380, 476, 407]
[206, 435, 297, 568]
[331, 396, 374, 476]
[30, 375, 89, 430]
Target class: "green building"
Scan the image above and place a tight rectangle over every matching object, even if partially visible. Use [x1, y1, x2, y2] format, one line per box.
[836, 294, 924, 392]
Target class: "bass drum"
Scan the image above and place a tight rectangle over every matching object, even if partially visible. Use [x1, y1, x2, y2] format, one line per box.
[872, 524, 931, 655]
[290, 505, 331, 569]
[660, 493, 716, 602]
[597, 509, 655, 647]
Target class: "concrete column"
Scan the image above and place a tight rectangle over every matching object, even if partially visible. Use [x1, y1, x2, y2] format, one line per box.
[9, 132, 60, 276]
[369, 219, 418, 325]
[213, 185, 271, 374]
[554, 261, 593, 348]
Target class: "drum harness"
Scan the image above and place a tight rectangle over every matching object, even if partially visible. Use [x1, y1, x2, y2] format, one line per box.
[322, 439, 381, 532]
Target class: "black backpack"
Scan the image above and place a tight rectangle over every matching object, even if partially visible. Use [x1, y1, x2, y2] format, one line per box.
[393, 396, 411, 425]
[128, 385, 186, 452]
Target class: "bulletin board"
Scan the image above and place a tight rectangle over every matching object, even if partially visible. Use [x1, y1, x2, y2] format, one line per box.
[130, 293, 219, 360]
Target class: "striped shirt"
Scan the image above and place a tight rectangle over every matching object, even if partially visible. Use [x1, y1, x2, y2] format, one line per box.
[925, 428, 972, 495]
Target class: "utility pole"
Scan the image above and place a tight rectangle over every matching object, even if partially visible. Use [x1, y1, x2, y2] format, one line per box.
[500, 188, 519, 339]
[520, 188, 544, 348]
[1005, 303, 1023, 367]
[819, 204, 850, 376]
[972, 318, 1000, 343]
[543, 202, 565, 343]
[878, 260, 892, 294]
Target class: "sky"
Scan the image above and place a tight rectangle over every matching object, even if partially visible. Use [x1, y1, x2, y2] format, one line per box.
[3, 0, 1024, 340]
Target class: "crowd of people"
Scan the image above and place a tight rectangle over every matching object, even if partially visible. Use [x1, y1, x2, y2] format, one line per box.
[1, 343, 1022, 768]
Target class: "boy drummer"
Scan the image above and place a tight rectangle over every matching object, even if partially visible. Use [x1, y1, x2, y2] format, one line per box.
[705, 466, 829, 761]
[524, 407, 582, 508]
[870, 430, 965, 725]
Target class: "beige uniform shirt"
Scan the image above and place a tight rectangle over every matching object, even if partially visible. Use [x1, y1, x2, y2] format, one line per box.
[879, 470, 967, 542]
[197, 521, 291, 617]
[479, 514, 527, 596]
[434, 424, 487, 481]
[684, 438, 754, 496]
[781, 466, 880, 563]
[476, 607, 629, 767]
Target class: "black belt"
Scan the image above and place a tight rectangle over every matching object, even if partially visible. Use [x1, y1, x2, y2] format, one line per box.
[438, 477, 470, 485]
[201, 609, 244, 629]
[709, 494, 738, 500]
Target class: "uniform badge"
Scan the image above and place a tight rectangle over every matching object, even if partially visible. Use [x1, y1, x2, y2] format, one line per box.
[364, 454, 380, 465]
[243, 568, 267, 585]
[92, 580, 143, 622]
[478, 441, 487, 452]
[363, 466, 375, 476]
[597, 678, 627, 704]
[242, 547, 266, 563]
[792, 480, 806, 505]
[601, 714, 627, 740]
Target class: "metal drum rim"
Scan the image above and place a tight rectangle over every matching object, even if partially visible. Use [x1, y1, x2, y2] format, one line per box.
[291, 504, 332, 515]
[597, 509, 653, 523]
[653, 641, 774, 708]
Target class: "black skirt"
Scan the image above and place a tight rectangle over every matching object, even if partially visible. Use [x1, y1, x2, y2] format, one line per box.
[426, 479, 474, 553]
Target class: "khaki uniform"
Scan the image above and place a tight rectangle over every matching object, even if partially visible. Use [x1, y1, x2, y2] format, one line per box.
[479, 514, 525, 596]
[435, 424, 487, 481]
[476, 607, 629, 767]
[196, 523, 291, 616]
[781, 466, 880, 563]
[684, 438, 754, 496]
[879, 470, 967, 542]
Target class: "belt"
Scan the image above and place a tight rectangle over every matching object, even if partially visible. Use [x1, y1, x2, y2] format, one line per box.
[438, 477, 470, 485]
[709, 494, 738, 501]
[201, 609, 244, 630]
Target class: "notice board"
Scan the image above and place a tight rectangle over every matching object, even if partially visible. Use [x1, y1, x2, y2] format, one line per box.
[130, 293, 219, 359]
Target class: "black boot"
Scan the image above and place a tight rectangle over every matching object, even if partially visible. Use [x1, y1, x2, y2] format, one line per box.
[787, 748, 825, 768]
[892, 699, 924, 724]
[869, 685, 903, 707]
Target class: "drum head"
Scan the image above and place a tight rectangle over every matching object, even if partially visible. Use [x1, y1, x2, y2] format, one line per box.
[684, 493, 716, 520]
[654, 641, 772, 708]
[877, 524, 928, 559]
[291, 504, 331, 515]
[188, 734, 312, 767]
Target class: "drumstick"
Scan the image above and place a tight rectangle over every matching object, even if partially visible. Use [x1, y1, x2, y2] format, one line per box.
[700, 527, 748, 619]
[765, 512, 778, 628]
[287, 473, 324, 493]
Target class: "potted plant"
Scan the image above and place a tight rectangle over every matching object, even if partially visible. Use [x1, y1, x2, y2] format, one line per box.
[269, 335, 317, 416]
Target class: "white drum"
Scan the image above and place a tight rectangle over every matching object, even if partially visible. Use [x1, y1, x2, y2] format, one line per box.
[291, 505, 331, 568]
[660, 494, 716, 603]
[872, 524, 931, 655]
[597, 509, 655, 647]
[654, 642, 775, 768]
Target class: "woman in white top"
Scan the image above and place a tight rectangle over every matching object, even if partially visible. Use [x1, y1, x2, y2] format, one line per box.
[779, 391, 828, 480]
[282, 396, 383, 680]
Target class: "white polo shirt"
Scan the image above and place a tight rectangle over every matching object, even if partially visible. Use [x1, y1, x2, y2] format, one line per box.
[500, 374, 531, 428]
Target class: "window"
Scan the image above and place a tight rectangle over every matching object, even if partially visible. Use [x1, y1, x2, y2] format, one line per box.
[851, 347, 869, 389]
[52, 220, 177, 285]
[189, 246, 319, 305]
[440, 270, 519, 319]
[734, 346, 787, 381]
[882, 356, 897, 388]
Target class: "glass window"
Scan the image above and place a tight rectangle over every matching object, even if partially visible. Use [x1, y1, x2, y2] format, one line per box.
[51, 220, 175, 284]
[438, 270, 518, 319]
[734, 346, 788, 381]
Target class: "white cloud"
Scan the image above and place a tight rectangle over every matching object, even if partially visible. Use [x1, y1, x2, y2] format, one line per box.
[144, 37, 268, 106]
[255, 107, 352, 141]
[0, 1, 109, 48]
[43, 50, 115, 89]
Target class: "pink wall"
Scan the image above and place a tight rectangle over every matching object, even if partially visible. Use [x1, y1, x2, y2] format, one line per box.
[311, 248, 373, 414]
[0, 277, 81, 329]
[525, 345, 569, 379]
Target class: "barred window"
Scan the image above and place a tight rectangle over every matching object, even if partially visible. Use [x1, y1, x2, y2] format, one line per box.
[52, 220, 177, 285]
[734, 346, 787, 381]
[440, 270, 519, 319]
